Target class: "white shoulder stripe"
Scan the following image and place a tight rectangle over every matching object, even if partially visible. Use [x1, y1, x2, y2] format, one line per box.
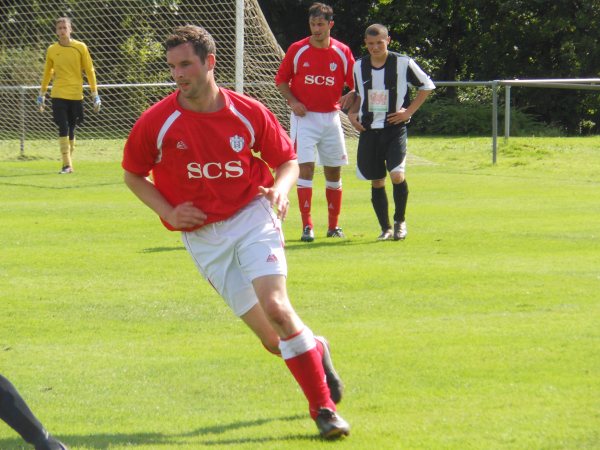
[293, 44, 310, 74]
[331, 45, 348, 75]
[155, 110, 181, 163]
[229, 103, 255, 148]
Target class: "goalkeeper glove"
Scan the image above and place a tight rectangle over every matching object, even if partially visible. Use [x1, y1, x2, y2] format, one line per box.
[93, 94, 101, 113]
[37, 94, 45, 112]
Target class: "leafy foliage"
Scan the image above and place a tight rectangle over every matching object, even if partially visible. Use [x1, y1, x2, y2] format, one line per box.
[258, 0, 600, 135]
[411, 97, 561, 137]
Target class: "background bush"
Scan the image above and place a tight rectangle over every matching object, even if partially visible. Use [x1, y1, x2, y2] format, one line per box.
[411, 97, 561, 137]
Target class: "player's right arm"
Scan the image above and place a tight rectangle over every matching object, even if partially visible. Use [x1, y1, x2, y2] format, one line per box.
[38, 47, 54, 110]
[40, 48, 53, 93]
[276, 82, 307, 117]
[348, 103, 365, 132]
[275, 44, 307, 117]
[348, 68, 365, 132]
[124, 170, 207, 230]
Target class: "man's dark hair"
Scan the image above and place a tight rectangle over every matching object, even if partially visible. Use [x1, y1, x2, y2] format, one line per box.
[309, 2, 334, 22]
[165, 25, 216, 63]
[365, 23, 388, 38]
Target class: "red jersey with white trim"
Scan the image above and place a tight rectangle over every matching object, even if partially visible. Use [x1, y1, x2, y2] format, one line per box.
[122, 88, 296, 231]
[275, 36, 355, 113]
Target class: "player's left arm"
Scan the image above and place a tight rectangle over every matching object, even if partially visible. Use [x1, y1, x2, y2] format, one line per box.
[387, 89, 432, 125]
[388, 58, 435, 125]
[253, 101, 298, 219]
[258, 159, 299, 221]
[82, 44, 101, 111]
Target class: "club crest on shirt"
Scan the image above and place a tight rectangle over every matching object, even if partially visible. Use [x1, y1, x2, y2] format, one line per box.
[330, 62, 337, 72]
[229, 135, 245, 153]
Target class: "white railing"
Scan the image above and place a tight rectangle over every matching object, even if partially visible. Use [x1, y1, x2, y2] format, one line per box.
[2, 79, 599, 163]
[435, 78, 600, 163]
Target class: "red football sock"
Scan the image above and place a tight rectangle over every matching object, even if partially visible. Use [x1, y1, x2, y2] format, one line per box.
[315, 338, 324, 357]
[297, 186, 313, 228]
[280, 329, 335, 419]
[284, 348, 335, 419]
[326, 187, 342, 230]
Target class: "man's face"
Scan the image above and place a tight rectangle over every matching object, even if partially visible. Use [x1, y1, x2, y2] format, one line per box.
[365, 32, 390, 58]
[309, 16, 333, 43]
[55, 21, 71, 40]
[167, 42, 214, 101]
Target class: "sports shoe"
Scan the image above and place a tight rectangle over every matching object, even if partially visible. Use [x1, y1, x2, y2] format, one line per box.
[58, 165, 73, 174]
[326, 227, 345, 238]
[35, 435, 68, 450]
[315, 407, 350, 439]
[314, 336, 343, 404]
[301, 225, 314, 242]
[378, 228, 393, 241]
[394, 221, 407, 240]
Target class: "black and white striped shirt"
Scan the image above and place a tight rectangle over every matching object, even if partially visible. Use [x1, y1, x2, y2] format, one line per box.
[353, 52, 435, 129]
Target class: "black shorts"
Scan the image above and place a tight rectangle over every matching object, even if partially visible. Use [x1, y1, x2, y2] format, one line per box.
[357, 125, 407, 180]
[51, 98, 84, 128]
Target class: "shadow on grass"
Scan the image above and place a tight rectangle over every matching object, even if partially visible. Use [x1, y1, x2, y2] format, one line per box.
[0, 180, 122, 190]
[141, 246, 184, 253]
[141, 238, 380, 253]
[0, 167, 122, 190]
[0, 171, 54, 178]
[285, 236, 379, 250]
[0, 413, 316, 448]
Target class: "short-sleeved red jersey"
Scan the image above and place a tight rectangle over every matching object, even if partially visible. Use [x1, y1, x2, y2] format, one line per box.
[275, 37, 355, 113]
[122, 89, 297, 231]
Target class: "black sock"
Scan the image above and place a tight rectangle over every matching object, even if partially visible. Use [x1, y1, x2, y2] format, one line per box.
[393, 180, 409, 223]
[371, 186, 391, 230]
[0, 374, 49, 446]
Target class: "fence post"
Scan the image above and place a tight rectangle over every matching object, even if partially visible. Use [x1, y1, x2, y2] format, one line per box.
[20, 86, 26, 157]
[504, 84, 511, 142]
[235, 0, 244, 93]
[492, 80, 498, 164]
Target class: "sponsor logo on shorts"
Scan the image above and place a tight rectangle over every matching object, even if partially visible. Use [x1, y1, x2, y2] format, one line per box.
[266, 254, 278, 263]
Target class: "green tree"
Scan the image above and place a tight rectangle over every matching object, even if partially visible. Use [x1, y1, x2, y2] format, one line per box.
[365, 0, 600, 133]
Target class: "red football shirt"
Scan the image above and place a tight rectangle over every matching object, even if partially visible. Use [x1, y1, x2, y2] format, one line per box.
[122, 89, 297, 231]
[275, 37, 355, 113]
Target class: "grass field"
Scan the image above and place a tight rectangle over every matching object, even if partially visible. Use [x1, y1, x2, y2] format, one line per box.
[1, 136, 599, 449]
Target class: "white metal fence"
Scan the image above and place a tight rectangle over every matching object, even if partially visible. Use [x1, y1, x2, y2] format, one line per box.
[2, 78, 599, 163]
[435, 78, 600, 163]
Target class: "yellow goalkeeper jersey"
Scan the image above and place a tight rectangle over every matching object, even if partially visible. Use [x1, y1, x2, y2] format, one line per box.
[40, 39, 98, 100]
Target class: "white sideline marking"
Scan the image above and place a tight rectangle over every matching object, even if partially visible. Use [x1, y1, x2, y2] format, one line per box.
[407, 154, 437, 166]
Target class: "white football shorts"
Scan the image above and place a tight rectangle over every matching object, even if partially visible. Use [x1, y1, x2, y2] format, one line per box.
[181, 196, 287, 317]
[290, 111, 348, 167]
